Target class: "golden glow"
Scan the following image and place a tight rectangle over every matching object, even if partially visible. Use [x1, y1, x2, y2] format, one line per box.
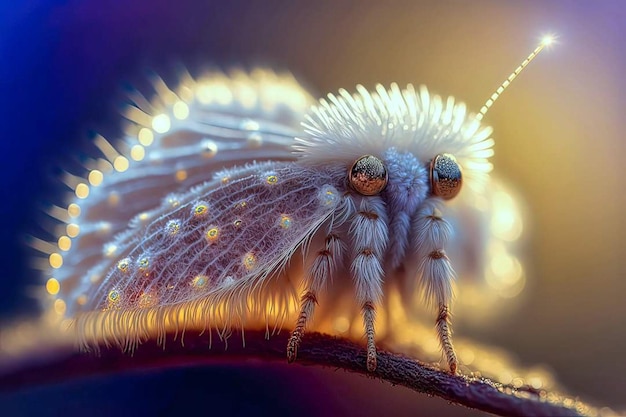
[498, 371, 513, 385]
[196, 85, 212, 103]
[499, 274, 526, 299]
[130, 145, 145, 161]
[485, 242, 526, 299]
[75, 183, 89, 199]
[458, 347, 475, 366]
[46, 278, 60, 295]
[173, 101, 190, 120]
[178, 85, 193, 102]
[67, 203, 81, 218]
[529, 375, 543, 389]
[175, 169, 188, 182]
[233, 81, 257, 108]
[49, 253, 63, 269]
[57, 236, 71, 251]
[491, 253, 516, 278]
[77, 294, 88, 305]
[491, 190, 523, 241]
[423, 336, 440, 354]
[53, 298, 67, 315]
[66, 223, 80, 238]
[196, 82, 233, 105]
[113, 156, 129, 172]
[152, 114, 171, 133]
[266, 175, 278, 185]
[137, 128, 154, 146]
[333, 316, 350, 333]
[88, 170, 104, 186]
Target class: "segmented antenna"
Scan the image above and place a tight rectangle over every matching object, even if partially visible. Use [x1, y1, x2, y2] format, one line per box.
[476, 35, 555, 121]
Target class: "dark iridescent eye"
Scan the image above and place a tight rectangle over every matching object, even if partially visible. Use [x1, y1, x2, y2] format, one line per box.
[349, 155, 388, 196]
[430, 153, 462, 200]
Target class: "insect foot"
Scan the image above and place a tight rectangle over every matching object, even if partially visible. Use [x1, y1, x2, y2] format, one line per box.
[286, 291, 317, 364]
[363, 301, 378, 372]
[437, 304, 458, 374]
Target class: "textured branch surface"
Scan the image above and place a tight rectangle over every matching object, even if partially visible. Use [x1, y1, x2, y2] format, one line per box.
[0, 330, 601, 416]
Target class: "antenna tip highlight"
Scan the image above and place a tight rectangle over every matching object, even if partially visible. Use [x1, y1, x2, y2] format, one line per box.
[541, 34, 557, 47]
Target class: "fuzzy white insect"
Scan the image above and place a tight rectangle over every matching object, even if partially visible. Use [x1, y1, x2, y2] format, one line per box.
[38, 36, 554, 373]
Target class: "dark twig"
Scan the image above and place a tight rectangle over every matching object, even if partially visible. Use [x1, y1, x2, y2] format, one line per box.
[0, 330, 603, 416]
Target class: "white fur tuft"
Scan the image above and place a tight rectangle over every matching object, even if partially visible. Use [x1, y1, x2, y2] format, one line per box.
[295, 84, 494, 193]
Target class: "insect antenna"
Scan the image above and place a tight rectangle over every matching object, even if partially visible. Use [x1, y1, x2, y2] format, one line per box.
[476, 34, 556, 121]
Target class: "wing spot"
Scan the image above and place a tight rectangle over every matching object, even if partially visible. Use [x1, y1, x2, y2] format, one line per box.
[192, 274, 209, 289]
[318, 185, 339, 206]
[117, 258, 131, 273]
[192, 202, 209, 218]
[243, 252, 257, 271]
[266, 174, 278, 185]
[205, 226, 220, 244]
[165, 219, 181, 236]
[279, 214, 293, 229]
[137, 256, 150, 276]
[175, 169, 188, 182]
[166, 194, 181, 208]
[107, 289, 121, 306]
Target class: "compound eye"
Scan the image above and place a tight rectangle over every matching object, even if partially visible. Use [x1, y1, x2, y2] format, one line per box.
[349, 155, 388, 196]
[430, 153, 462, 200]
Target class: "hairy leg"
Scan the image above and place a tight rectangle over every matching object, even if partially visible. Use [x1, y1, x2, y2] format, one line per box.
[287, 233, 343, 363]
[349, 197, 388, 372]
[413, 200, 458, 373]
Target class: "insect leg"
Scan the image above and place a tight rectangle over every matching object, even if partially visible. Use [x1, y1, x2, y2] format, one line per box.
[413, 200, 458, 373]
[349, 197, 388, 372]
[287, 233, 344, 363]
[436, 303, 457, 374]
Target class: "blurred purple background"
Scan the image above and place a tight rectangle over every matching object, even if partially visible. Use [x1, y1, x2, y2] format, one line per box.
[1, 1, 625, 415]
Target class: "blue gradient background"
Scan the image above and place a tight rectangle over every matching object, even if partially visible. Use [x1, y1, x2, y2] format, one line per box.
[1, 1, 625, 415]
